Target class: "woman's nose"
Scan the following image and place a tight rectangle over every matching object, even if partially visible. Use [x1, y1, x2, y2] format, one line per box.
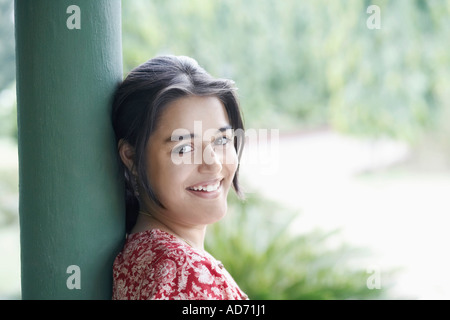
[198, 144, 222, 173]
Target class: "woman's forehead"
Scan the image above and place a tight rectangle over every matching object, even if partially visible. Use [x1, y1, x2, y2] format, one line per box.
[156, 96, 231, 134]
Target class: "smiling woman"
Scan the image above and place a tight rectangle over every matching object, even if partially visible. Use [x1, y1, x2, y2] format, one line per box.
[111, 55, 248, 300]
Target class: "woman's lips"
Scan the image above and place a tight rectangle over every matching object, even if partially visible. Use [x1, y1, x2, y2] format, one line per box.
[186, 178, 222, 191]
[186, 179, 223, 199]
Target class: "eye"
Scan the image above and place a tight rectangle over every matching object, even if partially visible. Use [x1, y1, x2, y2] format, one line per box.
[173, 144, 193, 155]
[214, 136, 232, 146]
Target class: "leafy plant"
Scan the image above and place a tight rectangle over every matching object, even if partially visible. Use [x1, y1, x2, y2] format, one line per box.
[206, 192, 394, 300]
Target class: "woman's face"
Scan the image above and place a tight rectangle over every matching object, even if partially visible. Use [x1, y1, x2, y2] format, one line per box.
[142, 95, 238, 227]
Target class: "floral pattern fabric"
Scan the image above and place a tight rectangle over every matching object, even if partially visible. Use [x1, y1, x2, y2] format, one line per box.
[112, 229, 248, 300]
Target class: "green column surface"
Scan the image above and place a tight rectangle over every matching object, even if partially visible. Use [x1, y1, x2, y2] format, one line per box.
[15, 0, 125, 299]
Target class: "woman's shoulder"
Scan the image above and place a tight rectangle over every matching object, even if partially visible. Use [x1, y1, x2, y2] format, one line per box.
[116, 228, 236, 278]
[114, 228, 216, 276]
[113, 228, 211, 299]
[117, 228, 193, 263]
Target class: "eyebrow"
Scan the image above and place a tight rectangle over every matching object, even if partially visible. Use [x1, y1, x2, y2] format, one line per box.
[165, 125, 233, 143]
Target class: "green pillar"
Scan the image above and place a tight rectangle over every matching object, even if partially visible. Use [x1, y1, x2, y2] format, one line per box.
[15, 0, 125, 299]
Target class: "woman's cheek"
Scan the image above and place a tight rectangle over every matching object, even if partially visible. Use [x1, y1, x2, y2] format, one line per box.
[225, 146, 238, 173]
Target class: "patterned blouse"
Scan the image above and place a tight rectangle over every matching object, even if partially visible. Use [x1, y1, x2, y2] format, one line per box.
[112, 229, 248, 300]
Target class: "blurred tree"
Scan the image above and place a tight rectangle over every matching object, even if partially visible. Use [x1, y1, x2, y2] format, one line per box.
[121, 0, 450, 143]
[0, 0, 16, 140]
[0, 0, 15, 91]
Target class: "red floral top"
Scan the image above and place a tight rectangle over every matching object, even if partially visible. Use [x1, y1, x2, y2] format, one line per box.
[112, 229, 248, 300]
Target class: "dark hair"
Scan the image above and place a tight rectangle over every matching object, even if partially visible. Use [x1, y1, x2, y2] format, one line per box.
[112, 55, 245, 233]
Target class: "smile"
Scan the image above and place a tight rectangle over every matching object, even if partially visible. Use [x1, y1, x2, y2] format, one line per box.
[188, 180, 221, 192]
[186, 179, 223, 198]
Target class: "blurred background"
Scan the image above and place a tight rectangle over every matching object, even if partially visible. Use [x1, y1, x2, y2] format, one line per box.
[1, 0, 450, 299]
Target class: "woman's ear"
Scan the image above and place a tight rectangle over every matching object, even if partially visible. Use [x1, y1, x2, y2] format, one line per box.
[118, 139, 137, 175]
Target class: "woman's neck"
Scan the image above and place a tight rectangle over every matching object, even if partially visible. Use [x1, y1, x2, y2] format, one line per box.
[133, 210, 206, 251]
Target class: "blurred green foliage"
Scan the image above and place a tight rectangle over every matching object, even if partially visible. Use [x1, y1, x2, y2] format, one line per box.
[0, 0, 16, 139]
[206, 192, 394, 299]
[121, 0, 450, 142]
[0, 164, 17, 227]
[0, 0, 14, 91]
[1, 0, 448, 142]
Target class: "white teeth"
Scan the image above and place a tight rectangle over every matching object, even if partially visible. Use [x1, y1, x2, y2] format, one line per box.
[190, 181, 221, 192]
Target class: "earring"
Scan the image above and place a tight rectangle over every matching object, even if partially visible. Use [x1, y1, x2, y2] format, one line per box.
[133, 175, 140, 198]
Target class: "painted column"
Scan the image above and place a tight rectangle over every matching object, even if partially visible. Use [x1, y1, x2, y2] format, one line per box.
[15, 0, 125, 299]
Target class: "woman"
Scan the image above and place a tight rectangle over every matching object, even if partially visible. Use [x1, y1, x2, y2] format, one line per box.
[111, 55, 248, 300]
